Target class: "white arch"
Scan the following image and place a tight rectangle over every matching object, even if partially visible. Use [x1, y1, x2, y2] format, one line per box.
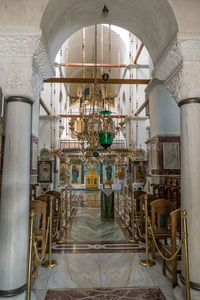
[41, 0, 178, 65]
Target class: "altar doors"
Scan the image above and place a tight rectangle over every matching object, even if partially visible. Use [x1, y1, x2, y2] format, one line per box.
[86, 165, 99, 190]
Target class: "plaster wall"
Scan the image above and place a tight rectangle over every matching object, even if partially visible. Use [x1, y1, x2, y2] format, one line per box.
[65, 25, 126, 99]
[0, 1, 200, 66]
[126, 118, 148, 153]
[40, 0, 178, 64]
[168, 0, 200, 34]
[0, 0, 48, 27]
[147, 80, 180, 138]
[134, 119, 148, 151]
[39, 116, 60, 151]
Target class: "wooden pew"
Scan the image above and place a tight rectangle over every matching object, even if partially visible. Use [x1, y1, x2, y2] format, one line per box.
[151, 176, 181, 207]
[148, 199, 174, 260]
[160, 209, 181, 287]
[30, 200, 47, 278]
[36, 194, 58, 240]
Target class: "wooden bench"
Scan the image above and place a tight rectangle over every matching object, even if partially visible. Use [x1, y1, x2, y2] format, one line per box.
[148, 199, 174, 260]
[30, 200, 47, 278]
[160, 209, 181, 287]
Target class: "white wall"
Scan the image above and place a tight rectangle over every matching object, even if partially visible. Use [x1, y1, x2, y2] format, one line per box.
[39, 116, 60, 150]
[147, 79, 180, 138]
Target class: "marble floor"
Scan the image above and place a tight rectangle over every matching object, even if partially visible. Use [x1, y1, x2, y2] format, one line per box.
[45, 287, 166, 299]
[32, 253, 174, 299]
[31, 191, 175, 299]
[67, 208, 125, 242]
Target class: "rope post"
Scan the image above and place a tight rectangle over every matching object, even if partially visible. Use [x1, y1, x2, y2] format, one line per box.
[140, 194, 155, 267]
[61, 189, 66, 228]
[70, 190, 72, 216]
[57, 192, 67, 244]
[64, 189, 70, 229]
[115, 190, 120, 217]
[26, 210, 35, 300]
[42, 196, 58, 268]
[128, 192, 137, 243]
[121, 191, 127, 228]
[182, 210, 191, 300]
[69, 190, 74, 218]
[117, 190, 120, 216]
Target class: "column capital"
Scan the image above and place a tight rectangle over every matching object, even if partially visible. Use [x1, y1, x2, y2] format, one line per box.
[0, 28, 54, 100]
[153, 34, 200, 103]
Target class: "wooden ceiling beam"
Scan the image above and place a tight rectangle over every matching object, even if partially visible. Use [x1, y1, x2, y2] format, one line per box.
[40, 97, 51, 115]
[134, 98, 149, 116]
[60, 63, 127, 68]
[44, 78, 150, 84]
[134, 43, 144, 64]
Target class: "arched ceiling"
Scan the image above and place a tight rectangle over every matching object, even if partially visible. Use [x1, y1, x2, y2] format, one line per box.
[41, 0, 178, 65]
[58, 24, 127, 107]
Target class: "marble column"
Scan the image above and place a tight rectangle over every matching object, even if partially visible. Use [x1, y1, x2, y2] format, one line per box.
[0, 28, 54, 300]
[153, 34, 200, 300]
[0, 97, 33, 299]
[174, 98, 200, 300]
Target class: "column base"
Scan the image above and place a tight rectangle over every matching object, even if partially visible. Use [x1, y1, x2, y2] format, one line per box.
[0, 291, 36, 300]
[173, 275, 200, 300]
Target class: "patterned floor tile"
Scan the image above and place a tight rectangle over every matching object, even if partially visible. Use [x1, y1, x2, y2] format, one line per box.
[45, 287, 166, 300]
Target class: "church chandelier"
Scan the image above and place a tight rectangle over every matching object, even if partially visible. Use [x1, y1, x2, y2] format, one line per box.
[68, 24, 126, 153]
[68, 82, 126, 152]
[50, 24, 137, 161]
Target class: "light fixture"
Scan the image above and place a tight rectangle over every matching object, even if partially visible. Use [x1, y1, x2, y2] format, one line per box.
[102, 5, 109, 14]
[68, 25, 116, 151]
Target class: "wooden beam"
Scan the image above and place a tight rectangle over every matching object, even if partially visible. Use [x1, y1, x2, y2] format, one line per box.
[134, 98, 149, 116]
[60, 63, 127, 68]
[40, 97, 51, 115]
[58, 114, 127, 119]
[134, 43, 144, 64]
[44, 78, 150, 84]
[59, 63, 149, 69]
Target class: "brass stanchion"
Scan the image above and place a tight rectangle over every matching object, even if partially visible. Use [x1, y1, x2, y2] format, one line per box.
[128, 193, 137, 243]
[63, 189, 70, 229]
[117, 190, 120, 216]
[121, 192, 127, 228]
[61, 189, 67, 228]
[182, 210, 191, 300]
[42, 196, 58, 268]
[69, 190, 74, 218]
[70, 190, 72, 216]
[57, 192, 67, 244]
[115, 190, 120, 217]
[140, 194, 155, 267]
[26, 210, 34, 300]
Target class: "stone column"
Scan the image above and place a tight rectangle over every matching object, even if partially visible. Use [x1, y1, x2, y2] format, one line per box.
[0, 29, 54, 299]
[0, 96, 33, 297]
[175, 98, 200, 299]
[154, 34, 200, 300]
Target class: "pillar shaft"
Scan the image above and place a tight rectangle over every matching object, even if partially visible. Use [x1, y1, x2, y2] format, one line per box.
[180, 99, 200, 287]
[0, 97, 33, 296]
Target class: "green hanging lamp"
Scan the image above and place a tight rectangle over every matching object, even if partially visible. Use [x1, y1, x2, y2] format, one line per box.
[99, 131, 113, 149]
[99, 110, 113, 149]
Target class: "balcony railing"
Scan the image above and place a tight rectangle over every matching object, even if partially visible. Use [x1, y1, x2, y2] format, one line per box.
[60, 139, 126, 150]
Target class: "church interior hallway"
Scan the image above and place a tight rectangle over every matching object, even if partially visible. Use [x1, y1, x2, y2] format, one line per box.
[31, 191, 174, 300]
